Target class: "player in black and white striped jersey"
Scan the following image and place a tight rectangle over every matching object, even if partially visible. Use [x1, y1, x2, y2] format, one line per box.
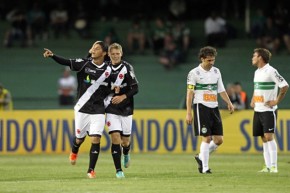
[43, 41, 111, 179]
[105, 43, 139, 178]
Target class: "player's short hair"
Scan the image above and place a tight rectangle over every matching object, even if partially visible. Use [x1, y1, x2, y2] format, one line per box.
[254, 48, 272, 63]
[198, 46, 217, 60]
[94, 41, 108, 53]
[108, 43, 123, 54]
[89, 41, 110, 61]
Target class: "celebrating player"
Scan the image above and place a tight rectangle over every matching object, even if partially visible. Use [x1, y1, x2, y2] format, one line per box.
[186, 46, 234, 174]
[43, 41, 111, 179]
[105, 43, 139, 178]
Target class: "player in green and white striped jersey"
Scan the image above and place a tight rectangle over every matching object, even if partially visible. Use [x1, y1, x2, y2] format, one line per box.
[186, 46, 234, 174]
[251, 48, 289, 173]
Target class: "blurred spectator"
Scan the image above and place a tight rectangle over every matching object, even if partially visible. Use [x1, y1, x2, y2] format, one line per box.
[225, 83, 245, 110]
[256, 17, 280, 54]
[273, 1, 290, 54]
[171, 20, 191, 61]
[27, 2, 48, 41]
[50, 3, 70, 39]
[168, 0, 187, 20]
[159, 33, 183, 70]
[0, 83, 13, 111]
[127, 20, 146, 54]
[73, 2, 90, 39]
[234, 82, 249, 109]
[100, 25, 120, 47]
[150, 17, 170, 55]
[204, 11, 227, 48]
[58, 67, 77, 106]
[3, 8, 32, 47]
[250, 8, 266, 39]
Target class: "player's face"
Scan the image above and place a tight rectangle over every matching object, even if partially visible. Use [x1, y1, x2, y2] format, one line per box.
[109, 48, 122, 65]
[89, 44, 105, 59]
[252, 52, 259, 67]
[201, 56, 215, 69]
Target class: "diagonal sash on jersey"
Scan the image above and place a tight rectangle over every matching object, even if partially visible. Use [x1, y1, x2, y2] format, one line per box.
[104, 65, 127, 108]
[74, 66, 111, 112]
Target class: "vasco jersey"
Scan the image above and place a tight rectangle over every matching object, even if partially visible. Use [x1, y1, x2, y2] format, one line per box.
[106, 60, 138, 116]
[253, 63, 288, 112]
[51, 55, 111, 114]
[187, 65, 225, 108]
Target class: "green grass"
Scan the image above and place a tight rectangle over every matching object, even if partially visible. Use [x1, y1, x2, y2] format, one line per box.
[0, 153, 290, 193]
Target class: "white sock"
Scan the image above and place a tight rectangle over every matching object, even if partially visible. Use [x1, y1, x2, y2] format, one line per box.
[209, 140, 218, 154]
[263, 142, 271, 168]
[268, 139, 278, 168]
[199, 141, 209, 173]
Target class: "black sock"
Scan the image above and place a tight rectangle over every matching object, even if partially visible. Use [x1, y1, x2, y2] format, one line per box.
[87, 143, 100, 173]
[111, 144, 122, 172]
[122, 144, 131, 155]
[71, 137, 81, 154]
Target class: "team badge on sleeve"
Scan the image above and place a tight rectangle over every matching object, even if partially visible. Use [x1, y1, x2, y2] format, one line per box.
[187, 84, 194, 90]
[274, 71, 284, 82]
[75, 58, 84, 62]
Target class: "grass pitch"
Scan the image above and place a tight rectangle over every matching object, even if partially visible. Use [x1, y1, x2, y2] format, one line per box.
[0, 153, 289, 193]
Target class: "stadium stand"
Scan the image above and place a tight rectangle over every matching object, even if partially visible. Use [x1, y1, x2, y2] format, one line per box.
[1, 20, 289, 109]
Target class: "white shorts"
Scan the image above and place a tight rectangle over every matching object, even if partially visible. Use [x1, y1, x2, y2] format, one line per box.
[74, 111, 105, 138]
[106, 113, 132, 136]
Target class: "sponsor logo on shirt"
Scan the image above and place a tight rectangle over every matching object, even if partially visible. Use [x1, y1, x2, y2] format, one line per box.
[274, 71, 284, 82]
[85, 67, 96, 74]
[84, 75, 90, 83]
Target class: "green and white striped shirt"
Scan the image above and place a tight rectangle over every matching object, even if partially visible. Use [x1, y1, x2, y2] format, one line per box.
[187, 65, 225, 108]
[253, 63, 288, 112]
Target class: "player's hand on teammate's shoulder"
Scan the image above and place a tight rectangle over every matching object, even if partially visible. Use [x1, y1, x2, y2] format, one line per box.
[43, 48, 54, 58]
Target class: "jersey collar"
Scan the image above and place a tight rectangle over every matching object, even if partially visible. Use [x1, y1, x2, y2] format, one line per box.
[198, 64, 213, 72]
[111, 61, 123, 71]
[92, 61, 105, 68]
[258, 63, 269, 70]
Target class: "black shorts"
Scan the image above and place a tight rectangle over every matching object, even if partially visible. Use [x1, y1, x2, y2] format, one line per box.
[193, 103, 223, 137]
[253, 111, 277, 136]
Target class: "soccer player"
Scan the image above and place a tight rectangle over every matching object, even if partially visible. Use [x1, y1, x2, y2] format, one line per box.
[0, 83, 13, 111]
[105, 43, 139, 178]
[185, 46, 234, 174]
[251, 48, 288, 173]
[43, 41, 111, 179]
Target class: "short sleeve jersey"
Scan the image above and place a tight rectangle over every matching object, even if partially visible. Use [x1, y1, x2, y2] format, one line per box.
[69, 58, 111, 114]
[253, 63, 288, 112]
[105, 60, 138, 116]
[187, 65, 225, 108]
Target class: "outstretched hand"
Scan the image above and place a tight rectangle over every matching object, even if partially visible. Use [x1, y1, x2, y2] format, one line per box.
[43, 48, 53, 58]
